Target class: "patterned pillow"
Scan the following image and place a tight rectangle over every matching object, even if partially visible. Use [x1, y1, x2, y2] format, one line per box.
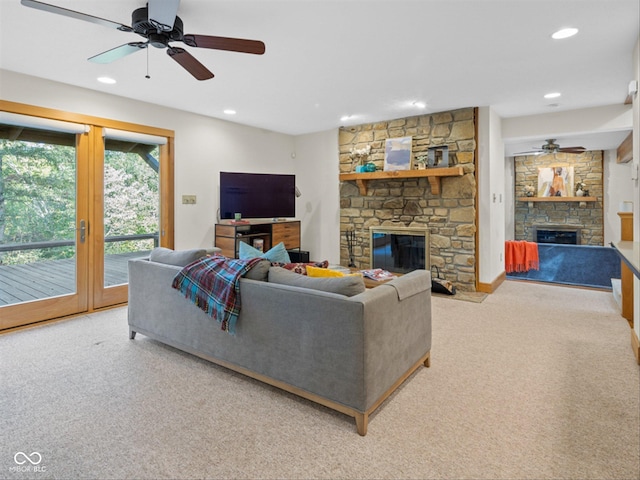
[270, 260, 329, 275]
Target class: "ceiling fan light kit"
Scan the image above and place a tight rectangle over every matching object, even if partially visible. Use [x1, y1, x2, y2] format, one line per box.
[20, 0, 266, 81]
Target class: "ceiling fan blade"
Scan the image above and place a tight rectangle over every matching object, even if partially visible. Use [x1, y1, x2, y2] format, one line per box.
[559, 147, 586, 154]
[88, 43, 147, 64]
[513, 150, 543, 156]
[148, 0, 180, 32]
[182, 34, 266, 55]
[167, 47, 214, 81]
[20, 0, 132, 32]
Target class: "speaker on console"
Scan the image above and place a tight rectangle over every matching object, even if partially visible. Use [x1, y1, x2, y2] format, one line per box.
[288, 250, 310, 263]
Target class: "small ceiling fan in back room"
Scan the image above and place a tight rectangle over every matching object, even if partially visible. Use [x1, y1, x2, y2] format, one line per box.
[514, 139, 586, 156]
[20, 0, 266, 80]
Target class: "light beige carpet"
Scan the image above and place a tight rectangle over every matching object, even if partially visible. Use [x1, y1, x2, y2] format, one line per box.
[1, 280, 638, 479]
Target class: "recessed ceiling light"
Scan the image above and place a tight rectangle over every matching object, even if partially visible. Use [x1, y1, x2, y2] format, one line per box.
[552, 28, 578, 40]
[223, 109, 236, 115]
[97, 76, 116, 84]
[544, 92, 561, 99]
[340, 115, 352, 122]
[413, 101, 427, 109]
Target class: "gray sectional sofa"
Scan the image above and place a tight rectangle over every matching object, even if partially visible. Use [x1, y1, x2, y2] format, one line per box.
[128, 255, 432, 435]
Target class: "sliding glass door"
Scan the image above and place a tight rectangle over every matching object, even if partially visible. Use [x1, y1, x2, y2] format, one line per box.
[0, 104, 174, 330]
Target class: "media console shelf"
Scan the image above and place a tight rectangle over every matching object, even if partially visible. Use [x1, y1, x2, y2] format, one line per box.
[339, 166, 464, 196]
[215, 220, 300, 258]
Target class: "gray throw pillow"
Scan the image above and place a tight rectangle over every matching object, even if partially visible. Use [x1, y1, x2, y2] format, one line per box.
[268, 266, 365, 297]
[149, 247, 207, 267]
[242, 259, 270, 281]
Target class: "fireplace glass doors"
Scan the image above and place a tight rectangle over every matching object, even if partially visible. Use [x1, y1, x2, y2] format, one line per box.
[370, 227, 430, 273]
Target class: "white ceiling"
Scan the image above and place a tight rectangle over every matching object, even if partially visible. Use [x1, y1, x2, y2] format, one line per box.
[1, 0, 638, 153]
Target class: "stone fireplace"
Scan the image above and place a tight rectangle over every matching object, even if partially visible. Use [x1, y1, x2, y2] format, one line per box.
[339, 107, 477, 292]
[370, 226, 430, 273]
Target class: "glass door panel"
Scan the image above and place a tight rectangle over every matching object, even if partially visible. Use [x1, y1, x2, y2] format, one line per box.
[102, 140, 159, 287]
[0, 126, 88, 329]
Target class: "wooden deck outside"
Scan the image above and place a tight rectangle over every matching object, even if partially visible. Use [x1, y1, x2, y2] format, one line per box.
[0, 251, 150, 306]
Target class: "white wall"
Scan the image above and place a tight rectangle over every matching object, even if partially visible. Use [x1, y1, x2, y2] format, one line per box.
[502, 104, 633, 142]
[293, 130, 341, 263]
[477, 106, 505, 285]
[603, 149, 634, 245]
[0, 70, 297, 251]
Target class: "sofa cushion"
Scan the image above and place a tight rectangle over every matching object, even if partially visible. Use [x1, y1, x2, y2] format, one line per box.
[239, 241, 291, 264]
[149, 247, 207, 267]
[242, 259, 271, 281]
[268, 266, 365, 297]
[270, 260, 329, 275]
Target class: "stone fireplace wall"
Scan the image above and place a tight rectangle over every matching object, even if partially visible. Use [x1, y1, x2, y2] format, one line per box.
[514, 151, 604, 245]
[338, 107, 477, 292]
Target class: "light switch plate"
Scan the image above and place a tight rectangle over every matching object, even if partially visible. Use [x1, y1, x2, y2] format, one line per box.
[182, 195, 196, 204]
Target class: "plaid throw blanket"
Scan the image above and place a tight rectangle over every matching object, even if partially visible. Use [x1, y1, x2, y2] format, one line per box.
[171, 255, 262, 334]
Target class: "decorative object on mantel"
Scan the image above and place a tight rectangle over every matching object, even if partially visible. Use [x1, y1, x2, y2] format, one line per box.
[415, 155, 427, 170]
[575, 181, 586, 197]
[523, 185, 535, 197]
[384, 136, 412, 171]
[363, 162, 376, 172]
[427, 145, 449, 168]
[350, 145, 371, 172]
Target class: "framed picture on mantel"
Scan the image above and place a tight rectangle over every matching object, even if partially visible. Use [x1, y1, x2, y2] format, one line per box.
[537, 166, 574, 197]
[384, 136, 412, 171]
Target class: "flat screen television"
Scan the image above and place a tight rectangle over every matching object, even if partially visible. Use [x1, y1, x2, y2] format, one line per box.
[219, 172, 296, 220]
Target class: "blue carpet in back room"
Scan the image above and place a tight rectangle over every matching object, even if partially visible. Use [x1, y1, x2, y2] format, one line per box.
[506, 244, 621, 290]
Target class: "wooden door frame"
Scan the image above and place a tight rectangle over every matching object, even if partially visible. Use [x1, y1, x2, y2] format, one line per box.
[0, 100, 174, 329]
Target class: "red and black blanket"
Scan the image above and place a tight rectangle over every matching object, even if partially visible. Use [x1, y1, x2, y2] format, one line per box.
[171, 254, 262, 334]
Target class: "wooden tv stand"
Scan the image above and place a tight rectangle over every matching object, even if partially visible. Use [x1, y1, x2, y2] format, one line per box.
[214, 220, 300, 258]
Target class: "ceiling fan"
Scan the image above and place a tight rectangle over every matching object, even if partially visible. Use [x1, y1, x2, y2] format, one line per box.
[20, 0, 266, 81]
[514, 139, 586, 156]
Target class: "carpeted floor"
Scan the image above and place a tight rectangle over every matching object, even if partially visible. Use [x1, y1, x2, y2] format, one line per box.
[1, 281, 639, 479]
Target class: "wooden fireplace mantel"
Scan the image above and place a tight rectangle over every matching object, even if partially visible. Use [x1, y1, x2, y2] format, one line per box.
[339, 166, 464, 196]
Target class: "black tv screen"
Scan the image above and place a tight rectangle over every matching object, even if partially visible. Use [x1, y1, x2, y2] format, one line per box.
[220, 172, 296, 219]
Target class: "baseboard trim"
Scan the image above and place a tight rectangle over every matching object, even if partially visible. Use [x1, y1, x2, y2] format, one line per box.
[631, 329, 640, 365]
[477, 271, 506, 294]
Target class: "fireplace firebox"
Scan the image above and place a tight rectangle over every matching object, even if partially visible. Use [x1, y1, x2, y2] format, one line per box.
[533, 225, 580, 245]
[370, 226, 430, 273]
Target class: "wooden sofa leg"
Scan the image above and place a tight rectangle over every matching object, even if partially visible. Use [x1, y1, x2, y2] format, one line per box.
[355, 413, 368, 436]
[424, 351, 431, 367]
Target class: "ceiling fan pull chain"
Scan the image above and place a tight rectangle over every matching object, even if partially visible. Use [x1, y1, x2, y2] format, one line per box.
[145, 47, 151, 79]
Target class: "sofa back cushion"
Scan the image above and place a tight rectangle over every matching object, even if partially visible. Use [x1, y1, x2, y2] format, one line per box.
[149, 247, 207, 267]
[268, 266, 365, 297]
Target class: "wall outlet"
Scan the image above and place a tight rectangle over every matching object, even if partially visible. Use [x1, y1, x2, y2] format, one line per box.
[182, 195, 196, 205]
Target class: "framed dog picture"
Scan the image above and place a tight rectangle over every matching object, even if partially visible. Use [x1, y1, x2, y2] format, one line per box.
[537, 166, 574, 197]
